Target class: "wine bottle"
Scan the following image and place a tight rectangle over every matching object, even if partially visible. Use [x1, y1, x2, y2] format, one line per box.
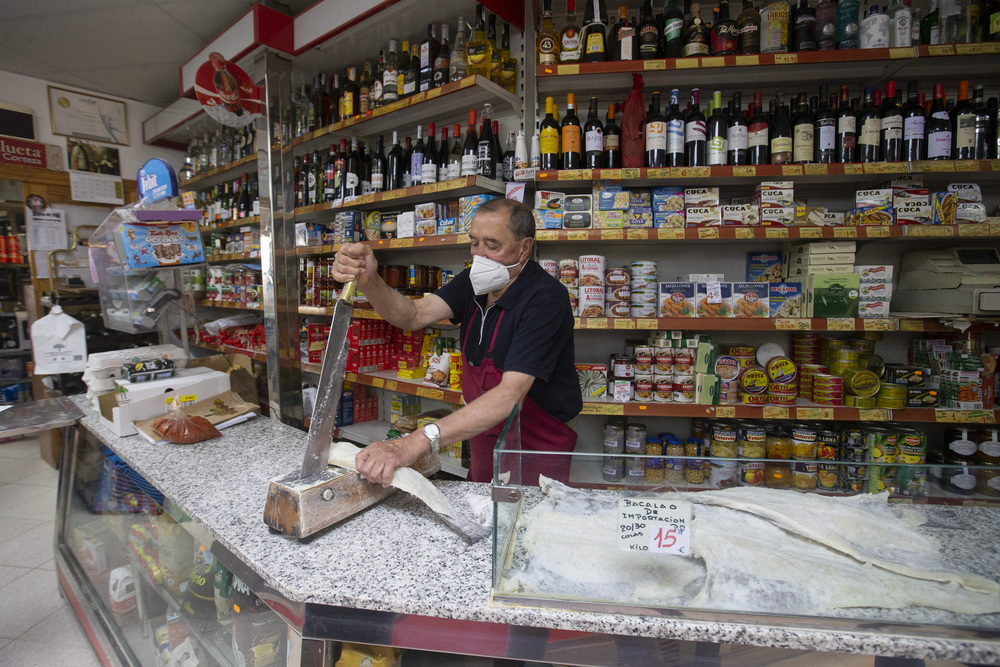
[387, 131, 404, 190]
[952, 80, 977, 159]
[371, 135, 387, 192]
[663, 0, 686, 57]
[584, 96, 605, 168]
[323, 144, 338, 202]
[814, 88, 837, 163]
[238, 173, 251, 218]
[665, 89, 686, 166]
[358, 65, 372, 115]
[712, 0, 739, 54]
[971, 84, 991, 160]
[639, 0, 661, 57]
[360, 141, 373, 195]
[462, 110, 480, 176]
[727, 91, 749, 164]
[397, 42, 410, 99]
[500, 24, 518, 92]
[792, 93, 815, 163]
[540, 97, 561, 169]
[646, 91, 668, 167]
[405, 43, 420, 97]
[737, 0, 763, 53]
[449, 123, 464, 179]
[410, 125, 425, 185]
[770, 91, 793, 164]
[343, 67, 360, 117]
[835, 84, 858, 162]
[880, 81, 904, 162]
[478, 106, 497, 177]
[370, 53, 385, 109]
[437, 125, 451, 176]
[685, 88, 708, 165]
[493, 120, 503, 177]
[433, 24, 451, 88]
[561, 0, 583, 62]
[707, 91, 728, 165]
[561, 94, 583, 168]
[603, 103, 622, 167]
[920, 0, 939, 44]
[901, 81, 926, 161]
[856, 86, 881, 163]
[422, 122, 438, 184]
[402, 136, 413, 187]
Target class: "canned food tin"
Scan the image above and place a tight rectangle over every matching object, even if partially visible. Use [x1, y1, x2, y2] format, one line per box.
[629, 260, 658, 277]
[792, 461, 818, 489]
[579, 255, 607, 286]
[791, 424, 818, 459]
[841, 426, 865, 445]
[630, 288, 658, 304]
[756, 342, 785, 366]
[741, 391, 769, 405]
[710, 460, 739, 489]
[710, 425, 739, 458]
[539, 259, 559, 279]
[769, 381, 798, 393]
[766, 356, 798, 384]
[714, 356, 741, 381]
[894, 428, 927, 497]
[630, 303, 657, 317]
[878, 382, 908, 399]
[654, 377, 674, 402]
[673, 348, 695, 375]
[635, 377, 654, 400]
[812, 394, 844, 406]
[728, 346, 755, 357]
[739, 460, 766, 486]
[608, 301, 631, 317]
[812, 374, 845, 388]
[768, 392, 797, 406]
[738, 366, 769, 394]
[817, 430, 839, 459]
[876, 398, 906, 409]
[844, 394, 878, 408]
[634, 347, 654, 373]
[655, 348, 674, 373]
[817, 463, 839, 489]
[843, 369, 880, 397]
[673, 377, 695, 403]
[606, 284, 631, 301]
[866, 427, 898, 462]
[630, 277, 658, 292]
[558, 259, 579, 286]
[606, 268, 630, 286]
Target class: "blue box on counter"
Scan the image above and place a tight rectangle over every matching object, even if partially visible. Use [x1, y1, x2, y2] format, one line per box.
[115, 210, 205, 269]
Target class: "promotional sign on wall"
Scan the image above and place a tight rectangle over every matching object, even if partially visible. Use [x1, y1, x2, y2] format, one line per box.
[0, 136, 48, 169]
[194, 53, 263, 127]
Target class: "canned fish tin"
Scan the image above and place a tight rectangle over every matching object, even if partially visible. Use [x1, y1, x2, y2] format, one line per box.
[714, 355, 741, 382]
[844, 395, 878, 408]
[843, 368, 880, 397]
[630, 288, 658, 304]
[878, 382, 907, 399]
[792, 461, 818, 489]
[767, 392, 797, 406]
[654, 377, 673, 401]
[766, 356, 798, 384]
[756, 342, 785, 366]
[539, 259, 559, 279]
[768, 381, 798, 394]
[728, 346, 755, 357]
[738, 366, 769, 394]
[741, 391, 769, 405]
[579, 255, 607, 286]
[629, 260, 658, 277]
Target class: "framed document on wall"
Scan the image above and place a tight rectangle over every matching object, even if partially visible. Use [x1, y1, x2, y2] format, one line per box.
[48, 86, 129, 146]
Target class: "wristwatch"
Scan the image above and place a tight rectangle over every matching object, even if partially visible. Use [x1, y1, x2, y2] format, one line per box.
[422, 423, 441, 453]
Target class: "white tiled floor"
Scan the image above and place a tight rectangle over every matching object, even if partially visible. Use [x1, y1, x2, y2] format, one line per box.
[0, 436, 99, 667]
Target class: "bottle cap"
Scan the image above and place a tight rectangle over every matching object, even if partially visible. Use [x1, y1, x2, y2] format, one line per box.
[567, 93, 576, 106]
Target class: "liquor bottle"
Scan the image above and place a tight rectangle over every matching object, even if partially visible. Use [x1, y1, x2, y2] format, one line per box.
[561, 0, 583, 61]
[438, 125, 451, 176]
[540, 97, 561, 169]
[371, 135, 387, 193]
[293, 156, 303, 207]
[492, 120, 503, 177]
[949, 81, 974, 160]
[614, 6, 638, 59]
[855, 86, 880, 162]
[434, 24, 451, 88]
[921, 0, 940, 43]
[323, 144, 338, 202]
[581, 0, 609, 61]
[402, 136, 413, 187]
[816, 0, 837, 47]
[791, 93, 815, 162]
[834, 85, 858, 162]
[358, 64, 372, 114]
[500, 24, 518, 93]
[238, 174, 251, 218]
[902, 81, 926, 160]
[531, 117, 543, 168]
[420, 24, 441, 92]
[813, 88, 837, 162]
[770, 91, 793, 163]
[761, 0, 790, 52]
[836, 0, 860, 47]
[370, 52, 385, 109]
[217, 128, 231, 167]
[384, 41, 400, 103]
[463, 110, 481, 176]
[515, 128, 529, 169]
[971, 85, 992, 159]
[712, 0, 739, 53]
[645, 91, 669, 166]
[880, 81, 904, 161]
[468, 5, 493, 77]
[886, 0, 912, 46]
[603, 104, 622, 166]
[685, 3, 711, 55]
[361, 141, 373, 195]
[313, 150, 326, 204]
[727, 92, 749, 164]
[306, 79, 319, 134]
[302, 153, 316, 205]
[859, 5, 888, 48]
[397, 41, 410, 98]
[473, 107, 494, 177]
[791, 0, 818, 49]
[387, 131, 404, 190]
[639, 0, 661, 57]
[747, 91, 770, 164]
[487, 15, 502, 83]
[501, 131, 517, 181]
[415, 123, 432, 184]
[317, 73, 334, 126]
[538, 1, 561, 64]
[344, 139, 361, 198]
[706, 91, 728, 164]
[451, 17, 469, 80]
[663, 0, 685, 56]
[685, 89, 708, 165]
[343, 67, 360, 117]
[737, 0, 763, 52]
[296, 156, 308, 206]
[450, 123, 464, 179]
[660, 89, 682, 166]
[584, 97, 605, 168]
[561, 94, 583, 168]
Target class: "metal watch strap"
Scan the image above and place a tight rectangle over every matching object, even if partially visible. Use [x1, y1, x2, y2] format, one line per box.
[423, 423, 441, 453]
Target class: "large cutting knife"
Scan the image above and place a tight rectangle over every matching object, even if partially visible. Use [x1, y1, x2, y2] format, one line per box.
[299, 276, 357, 478]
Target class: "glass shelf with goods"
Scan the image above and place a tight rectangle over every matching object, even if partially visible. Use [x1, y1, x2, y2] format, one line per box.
[297, 231, 473, 257]
[200, 215, 261, 233]
[180, 154, 258, 192]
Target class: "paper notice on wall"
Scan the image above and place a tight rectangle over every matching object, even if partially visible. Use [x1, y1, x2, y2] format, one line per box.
[69, 171, 124, 205]
[27, 208, 68, 279]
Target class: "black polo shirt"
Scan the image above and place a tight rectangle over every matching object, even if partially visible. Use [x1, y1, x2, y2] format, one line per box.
[434, 260, 582, 423]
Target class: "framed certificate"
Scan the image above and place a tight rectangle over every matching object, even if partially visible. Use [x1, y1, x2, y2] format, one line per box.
[48, 86, 129, 146]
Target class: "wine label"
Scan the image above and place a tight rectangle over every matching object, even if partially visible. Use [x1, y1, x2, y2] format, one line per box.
[880, 115, 902, 141]
[859, 118, 880, 146]
[421, 163, 437, 183]
[540, 127, 560, 155]
[770, 136, 791, 154]
[646, 121, 667, 151]
[586, 31, 605, 54]
[817, 124, 835, 151]
[667, 119, 685, 153]
[664, 18, 683, 41]
[748, 124, 768, 148]
[903, 116, 925, 142]
[461, 154, 478, 176]
[685, 119, 707, 142]
[955, 113, 977, 149]
[927, 124, 952, 160]
[372, 172, 384, 190]
[708, 134, 727, 165]
[728, 124, 748, 150]
[562, 125, 582, 154]
[604, 134, 620, 149]
[793, 124, 814, 162]
[586, 128, 604, 153]
[561, 28, 581, 61]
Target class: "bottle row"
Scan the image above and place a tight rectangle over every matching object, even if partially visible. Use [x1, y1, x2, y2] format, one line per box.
[0, 228, 24, 264]
[537, 0, 998, 66]
[289, 4, 517, 140]
[531, 78, 998, 171]
[294, 104, 516, 207]
[179, 125, 256, 182]
[192, 173, 260, 225]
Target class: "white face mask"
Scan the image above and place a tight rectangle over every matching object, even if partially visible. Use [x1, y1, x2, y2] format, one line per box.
[469, 254, 523, 296]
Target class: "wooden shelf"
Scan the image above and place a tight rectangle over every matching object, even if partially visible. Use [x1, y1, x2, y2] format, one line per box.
[579, 398, 998, 423]
[179, 154, 257, 191]
[299, 364, 463, 403]
[297, 305, 456, 328]
[533, 222, 1000, 243]
[189, 339, 267, 362]
[204, 251, 260, 263]
[297, 232, 471, 256]
[200, 215, 260, 232]
[573, 316, 954, 332]
[291, 75, 521, 154]
[194, 299, 262, 311]
[294, 175, 504, 222]
[0, 263, 29, 269]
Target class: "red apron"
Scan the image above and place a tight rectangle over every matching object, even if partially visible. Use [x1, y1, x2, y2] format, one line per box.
[462, 308, 578, 485]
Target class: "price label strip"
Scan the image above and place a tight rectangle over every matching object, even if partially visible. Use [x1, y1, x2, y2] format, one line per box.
[618, 498, 692, 555]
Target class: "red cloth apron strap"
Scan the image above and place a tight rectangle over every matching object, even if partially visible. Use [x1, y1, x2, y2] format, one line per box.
[461, 304, 577, 485]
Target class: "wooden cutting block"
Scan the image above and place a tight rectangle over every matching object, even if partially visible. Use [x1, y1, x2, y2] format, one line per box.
[263, 450, 441, 539]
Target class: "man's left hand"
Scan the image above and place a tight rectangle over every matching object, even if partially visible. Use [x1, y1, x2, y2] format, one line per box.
[354, 432, 429, 487]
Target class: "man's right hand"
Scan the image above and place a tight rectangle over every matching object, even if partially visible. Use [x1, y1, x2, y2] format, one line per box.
[332, 242, 378, 288]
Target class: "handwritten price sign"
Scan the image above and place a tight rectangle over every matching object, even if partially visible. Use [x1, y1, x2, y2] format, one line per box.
[618, 498, 692, 555]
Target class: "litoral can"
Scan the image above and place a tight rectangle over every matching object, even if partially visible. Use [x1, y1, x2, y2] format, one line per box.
[539, 259, 559, 279]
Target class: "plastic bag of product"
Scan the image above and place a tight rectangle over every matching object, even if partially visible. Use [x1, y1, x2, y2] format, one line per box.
[152, 398, 223, 445]
[621, 72, 646, 168]
[203, 313, 260, 336]
[424, 349, 451, 388]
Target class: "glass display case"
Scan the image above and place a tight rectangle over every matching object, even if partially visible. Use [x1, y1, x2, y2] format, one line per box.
[491, 413, 1000, 639]
[55, 424, 287, 667]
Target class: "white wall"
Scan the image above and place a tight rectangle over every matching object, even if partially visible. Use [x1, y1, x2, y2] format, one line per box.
[0, 69, 184, 178]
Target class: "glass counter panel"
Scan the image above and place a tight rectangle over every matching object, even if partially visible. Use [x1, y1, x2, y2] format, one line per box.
[491, 441, 1000, 636]
[61, 428, 287, 666]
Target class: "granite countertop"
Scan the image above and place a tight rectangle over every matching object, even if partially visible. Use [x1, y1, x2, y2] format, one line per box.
[69, 396, 1000, 663]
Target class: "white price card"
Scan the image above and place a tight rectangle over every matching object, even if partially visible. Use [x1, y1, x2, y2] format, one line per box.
[618, 497, 692, 555]
[706, 282, 722, 304]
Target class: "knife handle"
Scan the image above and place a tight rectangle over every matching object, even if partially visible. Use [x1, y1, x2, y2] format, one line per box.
[340, 276, 358, 305]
